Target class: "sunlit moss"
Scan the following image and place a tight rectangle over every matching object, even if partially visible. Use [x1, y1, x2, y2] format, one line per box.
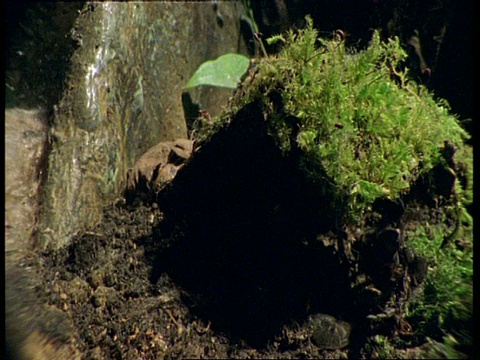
[203, 16, 472, 223]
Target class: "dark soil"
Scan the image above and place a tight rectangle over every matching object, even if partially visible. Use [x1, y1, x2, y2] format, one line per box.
[33, 202, 351, 359]
[21, 192, 453, 359]
[20, 172, 455, 359]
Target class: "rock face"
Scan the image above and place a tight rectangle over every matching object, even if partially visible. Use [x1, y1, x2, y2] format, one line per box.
[5, 2, 83, 109]
[5, 3, 251, 357]
[30, 2, 250, 250]
[5, 109, 49, 259]
[5, 110, 79, 360]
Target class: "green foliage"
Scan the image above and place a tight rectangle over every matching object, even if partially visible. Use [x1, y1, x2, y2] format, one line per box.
[234, 16, 470, 221]
[365, 335, 397, 359]
[424, 335, 469, 359]
[405, 223, 473, 355]
[365, 333, 470, 359]
[185, 53, 250, 90]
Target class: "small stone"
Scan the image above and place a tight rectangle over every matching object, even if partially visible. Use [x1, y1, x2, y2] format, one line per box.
[308, 313, 352, 350]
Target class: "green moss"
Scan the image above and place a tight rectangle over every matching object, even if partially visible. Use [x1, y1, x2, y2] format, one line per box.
[404, 222, 472, 355]
[198, 16, 471, 223]
[364, 335, 397, 359]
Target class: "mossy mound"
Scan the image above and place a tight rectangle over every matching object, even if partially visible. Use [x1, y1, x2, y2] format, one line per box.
[197, 16, 472, 225]
[157, 16, 472, 355]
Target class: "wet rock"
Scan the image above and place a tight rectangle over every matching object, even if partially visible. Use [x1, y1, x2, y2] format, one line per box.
[26, 2, 251, 250]
[5, 109, 49, 260]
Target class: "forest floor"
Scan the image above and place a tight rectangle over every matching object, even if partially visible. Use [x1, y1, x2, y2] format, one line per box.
[17, 196, 451, 359]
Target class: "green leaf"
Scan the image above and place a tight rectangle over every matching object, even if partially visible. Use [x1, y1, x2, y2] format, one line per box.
[185, 53, 250, 90]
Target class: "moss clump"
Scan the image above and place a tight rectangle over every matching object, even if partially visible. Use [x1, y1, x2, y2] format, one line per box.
[405, 223, 472, 357]
[198, 16, 472, 223]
